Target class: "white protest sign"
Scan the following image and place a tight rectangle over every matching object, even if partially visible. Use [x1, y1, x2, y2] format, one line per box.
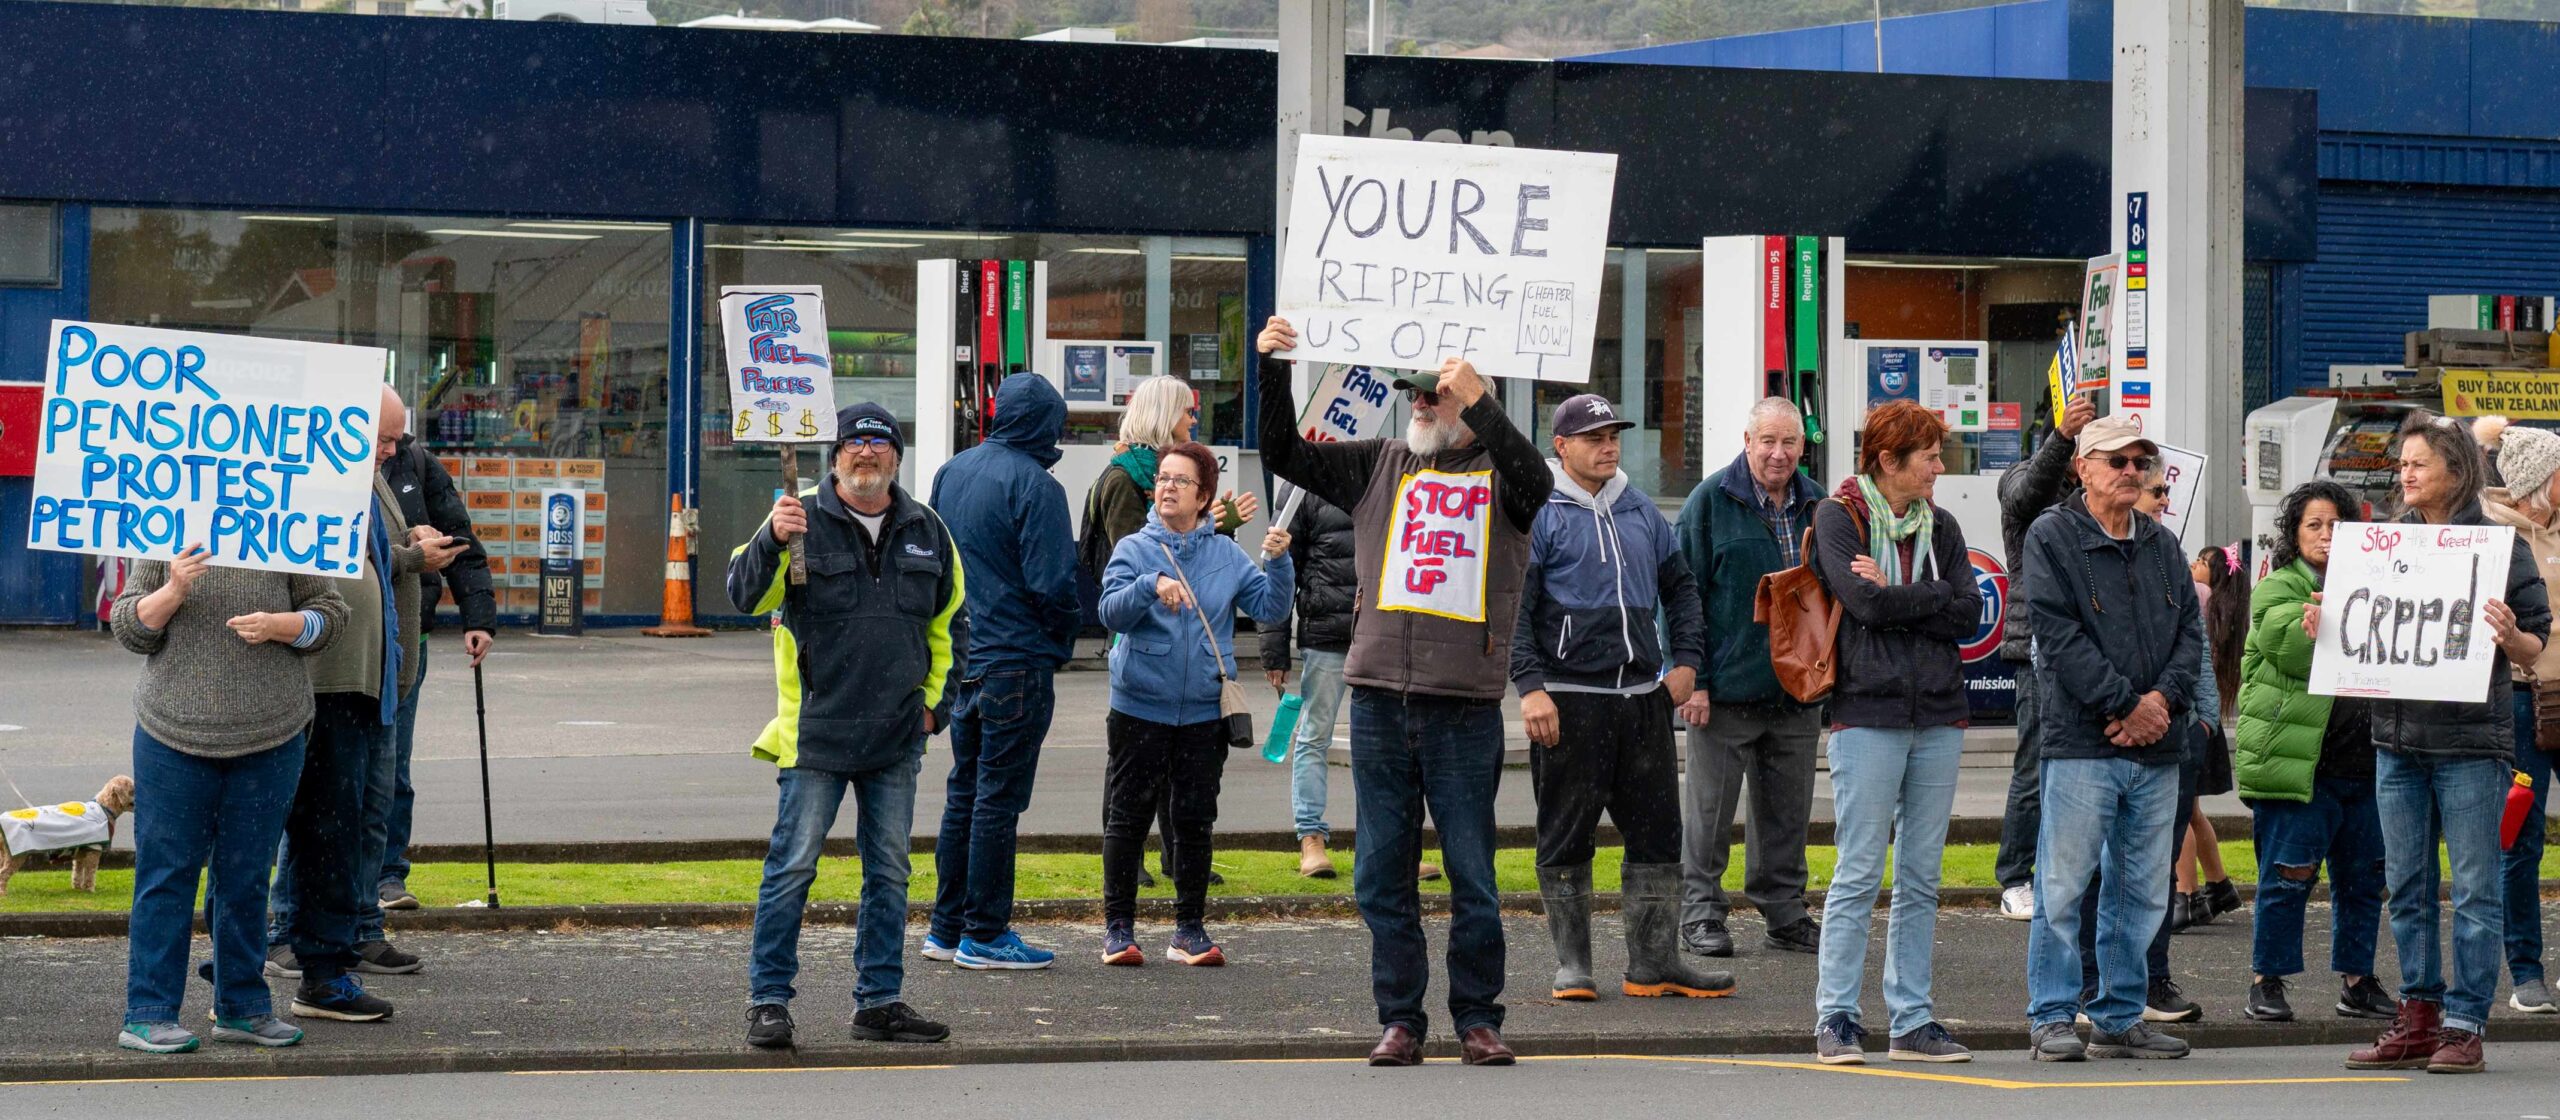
[1268, 364, 1400, 557]
[1377, 468, 1495, 621]
[1277, 135, 1618, 383]
[719, 286, 838, 444]
[2310, 521, 2516, 703]
[25, 321, 384, 578]
[2153, 443, 2206, 540]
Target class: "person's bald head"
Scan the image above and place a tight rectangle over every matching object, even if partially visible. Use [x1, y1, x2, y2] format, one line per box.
[375, 384, 408, 467]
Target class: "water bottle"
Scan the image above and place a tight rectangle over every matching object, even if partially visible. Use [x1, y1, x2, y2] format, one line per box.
[2502, 770, 2537, 851]
[1262, 693, 1303, 764]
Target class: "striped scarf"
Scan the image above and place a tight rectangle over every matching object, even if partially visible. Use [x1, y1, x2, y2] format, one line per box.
[1855, 474, 1936, 585]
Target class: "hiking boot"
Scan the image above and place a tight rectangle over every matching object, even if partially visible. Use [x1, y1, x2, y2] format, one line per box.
[2346, 998, 2441, 1069]
[1619, 864, 1736, 998]
[1815, 1012, 1867, 1065]
[850, 1001, 950, 1044]
[353, 940, 423, 975]
[1297, 834, 1337, 879]
[2204, 878, 2242, 920]
[2338, 975, 2397, 1020]
[2144, 976, 2202, 1023]
[2511, 977, 2557, 1014]
[1681, 918, 1734, 958]
[955, 930, 1055, 971]
[919, 932, 959, 963]
[1888, 1021, 1971, 1063]
[2029, 1020, 2085, 1062]
[1102, 920, 1143, 967]
[2088, 1022, 2190, 1059]
[378, 881, 420, 911]
[262, 944, 302, 980]
[2426, 1027, 2485, 1074]
[291, 975, 394, 1022]
[210, 1014, 303, 1048]
[1764, 917, 1820, 955]
[745, 1004, 793, 1049]
[1999, 883, 2035, 921]
[116, 1021, 199, 1054]
[1537, 864, 1596, 1001]
[2245, 977, 2294, 1022]
[1167, 925, 1225, 967]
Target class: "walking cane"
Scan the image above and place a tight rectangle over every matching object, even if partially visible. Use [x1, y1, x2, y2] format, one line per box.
[472, 660, 499, 909]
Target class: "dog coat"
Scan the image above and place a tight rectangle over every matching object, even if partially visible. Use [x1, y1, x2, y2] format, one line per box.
[0, 801, 112, 859]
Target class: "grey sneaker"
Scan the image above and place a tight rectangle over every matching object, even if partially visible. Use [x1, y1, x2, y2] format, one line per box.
[2088, 1021, 2190, 1059]
[353, 940, 423, 975]
[1888, 1021, 1972, 1063]
[1814, 1012, 1868, 1065]
[379, 881, 420, 911]
[210, 1014, 304, 1047]
[2030, 1020, 2086, 1062]
[262, 944, 301, 980]
[117, 1021, 199, 1054]
[2511, 978, 2558, 1014]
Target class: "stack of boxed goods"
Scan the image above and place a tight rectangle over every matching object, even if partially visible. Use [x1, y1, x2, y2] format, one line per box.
[436, 455, 607, 619]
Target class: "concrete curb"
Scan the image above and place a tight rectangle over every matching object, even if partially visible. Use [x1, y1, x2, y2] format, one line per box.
[15, 1016, 2560, 1084]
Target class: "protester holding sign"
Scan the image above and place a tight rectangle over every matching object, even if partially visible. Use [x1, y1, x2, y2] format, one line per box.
[1991, 393, 2099, 923]
[109, 548, 346, 1054]
[1806, 401, 1981, 1065]
[2340, 411, 2549, 1075]
[2480, 418, 2560, 1016]
[1256, 315, 1547, 1068]
[2234, 479, 2394, 1026]
[1094, 443, 1293, 968]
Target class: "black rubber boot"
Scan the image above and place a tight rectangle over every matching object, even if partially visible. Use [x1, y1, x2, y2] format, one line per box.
[1537, 864, 1596, 1001]
[1620, 863, 1737, 998]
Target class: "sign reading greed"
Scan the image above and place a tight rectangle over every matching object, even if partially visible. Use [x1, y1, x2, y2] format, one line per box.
[1378, 469, 1494, 621]
[1277, 135, 1618, 383]
[2310, 522, 2516, 703]
[26, 320, 384, 578]
[719, 286, 838, 444]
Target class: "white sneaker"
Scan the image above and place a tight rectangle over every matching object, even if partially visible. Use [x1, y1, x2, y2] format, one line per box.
[2000, 884, 2035, 921]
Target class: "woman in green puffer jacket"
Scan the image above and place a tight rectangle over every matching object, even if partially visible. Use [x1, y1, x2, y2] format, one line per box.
[2235, 479, 2394, 1024]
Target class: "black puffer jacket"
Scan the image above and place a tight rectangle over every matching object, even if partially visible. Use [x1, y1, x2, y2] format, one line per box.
[1261, 491, 1356, 671]
[2374, 500, 2552, 761]
[1996, 428, 2078, 662]
[1810, 487, 1980, 730]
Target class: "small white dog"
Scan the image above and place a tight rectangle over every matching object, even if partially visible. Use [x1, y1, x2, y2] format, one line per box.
[0, 775, 136, 896]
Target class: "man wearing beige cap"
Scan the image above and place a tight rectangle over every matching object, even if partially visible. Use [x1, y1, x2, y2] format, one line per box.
[2482, 417, 2560, 1015]
[2019, 415, 2202, 1062]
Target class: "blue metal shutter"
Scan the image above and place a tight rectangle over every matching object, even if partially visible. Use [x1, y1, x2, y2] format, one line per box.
[2298, 184, 2560, 395]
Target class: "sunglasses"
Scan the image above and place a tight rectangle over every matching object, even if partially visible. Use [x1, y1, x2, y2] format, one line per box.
[1405, 388, 1441, 405]
[2087, 452, 2158, 474]
[2145, 485, 2170, 499]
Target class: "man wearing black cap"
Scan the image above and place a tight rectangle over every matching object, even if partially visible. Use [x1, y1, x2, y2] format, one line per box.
[1513, 394, 1729, 1006]
[726, 402, 965, 1050]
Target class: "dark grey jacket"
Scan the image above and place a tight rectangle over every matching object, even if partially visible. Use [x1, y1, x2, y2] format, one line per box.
[2374, 500, 2552, 761]
[1810, 490, 1979, 729]
[1996, 428, 2079, 662]
[2023, 492, 2200, 765]
[1260, 491, 1357, 671]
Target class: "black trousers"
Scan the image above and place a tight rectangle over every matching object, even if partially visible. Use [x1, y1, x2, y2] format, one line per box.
[1103, 710, 1230, 927]
[1530, 688, 1682, 869]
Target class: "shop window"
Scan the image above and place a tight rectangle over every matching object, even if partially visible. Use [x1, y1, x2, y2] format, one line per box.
[0, 202, 58, 286]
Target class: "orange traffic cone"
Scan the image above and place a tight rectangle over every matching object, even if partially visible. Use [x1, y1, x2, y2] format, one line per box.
[642, 494, 711, 637]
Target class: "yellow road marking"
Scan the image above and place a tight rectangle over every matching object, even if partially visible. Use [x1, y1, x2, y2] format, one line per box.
[1543, 1054, 2410, 1090]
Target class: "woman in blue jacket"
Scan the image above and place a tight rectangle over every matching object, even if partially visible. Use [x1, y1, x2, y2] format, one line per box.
[1097, 442, 1294, 967]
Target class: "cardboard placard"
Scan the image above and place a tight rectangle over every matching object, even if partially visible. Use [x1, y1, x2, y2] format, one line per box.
[719, 286, 838, 444]
[2152, 443, 2207, 541]
[2310, 522, 2515, 703]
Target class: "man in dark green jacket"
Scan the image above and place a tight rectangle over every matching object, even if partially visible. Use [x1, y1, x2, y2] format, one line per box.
[1673, 398, 1825, 959]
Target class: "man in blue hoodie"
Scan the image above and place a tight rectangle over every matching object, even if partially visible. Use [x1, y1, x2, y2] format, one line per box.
[1512, 394, 1728, 1006]
[926, 373, 1082, 971]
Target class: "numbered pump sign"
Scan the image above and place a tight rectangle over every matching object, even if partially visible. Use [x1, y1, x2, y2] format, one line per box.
[719, 286, 838, 444]
[2309, 522, 2516, 704]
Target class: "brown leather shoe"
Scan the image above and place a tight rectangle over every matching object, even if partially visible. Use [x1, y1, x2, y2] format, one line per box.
[2426, 1028, 2485, 1074]
[2346, 998, 2441, 1070]
[1367, 1024, 1422, 1067]
[1298, 835, 1337, 879]
[1460, 1026, 1515, 1066]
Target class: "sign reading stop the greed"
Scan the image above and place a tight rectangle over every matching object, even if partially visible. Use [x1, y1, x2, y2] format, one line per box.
[2310, 521, 2516, 704]
[1378, 469, 1494, 622]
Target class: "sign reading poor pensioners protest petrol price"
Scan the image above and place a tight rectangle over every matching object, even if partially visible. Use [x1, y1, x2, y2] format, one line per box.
[1276, 135, 1617, 383]
[24, 320, 387, 578]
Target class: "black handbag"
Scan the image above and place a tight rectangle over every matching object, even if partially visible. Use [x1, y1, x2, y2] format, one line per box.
[1159, 542, 1255, 749]
[2197, 719, 2234, 797]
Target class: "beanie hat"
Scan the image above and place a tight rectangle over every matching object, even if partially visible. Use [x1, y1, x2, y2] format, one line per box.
[2499, 421, 2560, 497]
[835, 402, 904, 457]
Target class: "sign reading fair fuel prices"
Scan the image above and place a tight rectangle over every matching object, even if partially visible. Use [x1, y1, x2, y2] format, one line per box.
[2310, 521, 2516, 704]
[1276, 135, 1618, 383]
[25, 320, 385, 579]
[719, 286, 838, 444]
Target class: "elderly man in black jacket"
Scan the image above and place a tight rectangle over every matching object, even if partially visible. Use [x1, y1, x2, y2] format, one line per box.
[374, 432, 495, 916]
[1991, 393, 2095, 920]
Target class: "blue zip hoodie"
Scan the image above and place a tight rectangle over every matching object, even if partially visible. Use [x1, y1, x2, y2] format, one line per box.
[1510, 462, 1706, 696]
[930, 373, 1082, 675]
[1099, 507, 1295, 726]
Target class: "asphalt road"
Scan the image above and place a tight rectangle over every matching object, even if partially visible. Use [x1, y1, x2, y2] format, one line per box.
[3, 1045, 2548, 1120]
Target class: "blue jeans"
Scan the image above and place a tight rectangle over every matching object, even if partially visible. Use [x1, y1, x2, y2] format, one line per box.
[268, 693, 391, 982]
[2376, 748, 2508, 1034]
[1348, 687, 1506, 1035]
[2025, 755, 2179, 1034]
[1290, 649, 1347, 840]
[2505, 689, 2550, 986]
[380, 640, 427, 890]
[749, 758, 921, 1011]
[1815, 725, 1964, 1035]
[930, 670, 1054, 943]
[126, 727, 304, 1024]
[2248, 775, 2384, 979]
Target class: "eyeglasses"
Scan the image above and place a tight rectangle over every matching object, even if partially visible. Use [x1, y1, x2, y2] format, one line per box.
[1158, 477, 1201, 492]
[842, 436, 895, 452]
[2087, 453, 2158, 474]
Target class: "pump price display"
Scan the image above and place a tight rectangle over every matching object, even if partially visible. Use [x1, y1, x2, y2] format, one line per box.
[2309, 522, 2514, 703]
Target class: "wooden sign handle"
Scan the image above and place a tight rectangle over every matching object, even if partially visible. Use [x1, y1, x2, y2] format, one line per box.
[782, 447, 806, 586]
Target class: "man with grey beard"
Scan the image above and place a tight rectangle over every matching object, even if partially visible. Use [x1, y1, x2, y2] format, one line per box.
[727, 402, 966, 1050]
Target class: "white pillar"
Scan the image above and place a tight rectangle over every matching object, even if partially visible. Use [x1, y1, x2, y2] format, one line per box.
[1276, 0, 1346, 408]
[1144, 235, 1173, 350]
[2114, 0, 2244, 546]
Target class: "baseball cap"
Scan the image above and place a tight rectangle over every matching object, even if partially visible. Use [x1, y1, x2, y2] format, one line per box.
[1388, 369, 1440, 393]
[836, 402, 904, 456]
[2074, 414, 2154, 458]
[1551, 393, 1635, 438]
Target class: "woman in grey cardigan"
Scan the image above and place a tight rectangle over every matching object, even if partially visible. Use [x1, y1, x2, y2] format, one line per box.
[111, 544, 346, 1054]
